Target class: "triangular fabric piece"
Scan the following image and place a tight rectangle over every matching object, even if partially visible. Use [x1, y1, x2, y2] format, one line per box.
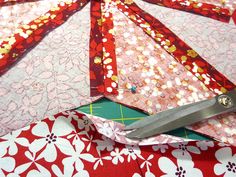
[137, 0, 236, 83]
[0, 0, 57, 42]
[107, 8, 214, 114]
[0, 2, 101, 136]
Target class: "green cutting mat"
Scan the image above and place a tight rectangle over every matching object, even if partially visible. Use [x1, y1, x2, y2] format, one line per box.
[77, 98, 211, 140]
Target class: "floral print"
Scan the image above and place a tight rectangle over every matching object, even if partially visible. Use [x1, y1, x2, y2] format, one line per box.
[0, 2, 101, 136]
[0, 109, 235, 176]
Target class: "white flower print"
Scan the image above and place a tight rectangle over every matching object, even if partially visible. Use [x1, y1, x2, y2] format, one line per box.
[81, 134, 94, 152]
[94, 135, 115, 152]
[0, 129, 29, 156]
[93, 151, 112, 170]
[158, 154, 203, 177]
[214, 147, 236, 177]
[121, 145, 144, 162]
[52, 164, 89, 177]
[62, 138, 95, 176]
[0, 147, 15, 177]
[29, 116, 74, 162]
[10, 151, 50, 177]
[77, 115, 95, 131]
[62, 110, 79, 119]
[96, 122, 114, 137]
[170, 142, 201, 158]
[51, 164, 73, 177]
[140, 154, 154, 172]
[132, 173, 142, 177]
[196, 141, 214, 151]
[152, 144, 168, 153]
[110, 147, 124, 165]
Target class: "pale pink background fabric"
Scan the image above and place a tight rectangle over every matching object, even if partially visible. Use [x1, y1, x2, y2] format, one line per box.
[0, 2, 101, 136]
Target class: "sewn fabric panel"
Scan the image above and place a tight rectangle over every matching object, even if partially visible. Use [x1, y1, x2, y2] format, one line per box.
[121, 0, 235, 92]
[107, 6, 214, 114]
[0, 2, 101, 136]
[105, 0, 236, 145]
[136, 0, 236, 84]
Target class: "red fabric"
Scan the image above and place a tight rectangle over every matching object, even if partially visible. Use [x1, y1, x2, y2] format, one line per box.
[233, 10, 236, 25]
[0, 0, 40, 6]
[101, 1, 118, 95]
[0, 110, 235, 176]
[89, 0, 104, 96]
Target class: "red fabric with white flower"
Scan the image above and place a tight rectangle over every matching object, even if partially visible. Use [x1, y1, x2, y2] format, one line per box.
[0, 110, 236, 177]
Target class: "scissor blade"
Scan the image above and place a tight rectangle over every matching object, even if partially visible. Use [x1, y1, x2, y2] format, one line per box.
[126, 91, 236, 139]
[124, 101, 207, 130]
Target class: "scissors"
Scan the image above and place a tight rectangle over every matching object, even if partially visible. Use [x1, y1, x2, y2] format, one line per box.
[125, 90, 236, 139]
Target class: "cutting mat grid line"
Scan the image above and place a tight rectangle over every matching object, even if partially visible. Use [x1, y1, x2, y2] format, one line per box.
[77, 98, 211, 141]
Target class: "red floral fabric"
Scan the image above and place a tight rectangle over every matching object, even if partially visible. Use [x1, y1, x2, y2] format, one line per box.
[89, 0, 104, 96]
[0, 110, 236, 177]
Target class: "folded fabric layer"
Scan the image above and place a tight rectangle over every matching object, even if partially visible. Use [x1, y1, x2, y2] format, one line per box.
[0, 1, 101, 136]
[0, 110, 235, 177]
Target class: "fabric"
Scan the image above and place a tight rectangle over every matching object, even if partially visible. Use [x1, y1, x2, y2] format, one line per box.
[0, 1, 101, 136]
[0, 0, 236, 146]
[0, 110, 236, 177]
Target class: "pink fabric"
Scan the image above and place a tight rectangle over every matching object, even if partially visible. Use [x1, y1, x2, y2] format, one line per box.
[106, 2, 236, 145]
[0, 2, 101, 136]
[107, 7, 215, 114]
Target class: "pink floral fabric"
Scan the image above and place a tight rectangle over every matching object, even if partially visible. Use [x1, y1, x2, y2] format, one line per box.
[136, 0, 236, 84]
[106, 1, 236, 145]
[87, 114, 190, 145]
[0, 3, 101, 136]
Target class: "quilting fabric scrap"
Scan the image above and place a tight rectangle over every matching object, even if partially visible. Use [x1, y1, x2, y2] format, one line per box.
[0, 110, 236, 177]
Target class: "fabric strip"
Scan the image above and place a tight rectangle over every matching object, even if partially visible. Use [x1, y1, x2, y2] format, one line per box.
[118, 0, 236, 93]
[141, 0, 231, 23]
[101, 0, 118, 95]
[89, 0, 105, 96]
[233, 9, 236, 24]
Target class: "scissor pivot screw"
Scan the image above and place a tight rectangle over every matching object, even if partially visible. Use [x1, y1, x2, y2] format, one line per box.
[218, 95, 233, 108]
